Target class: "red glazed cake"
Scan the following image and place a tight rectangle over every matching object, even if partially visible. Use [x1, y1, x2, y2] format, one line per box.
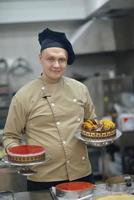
[56, 182, 96, 199]
[56, 182, 95, 191]
[7, 144, 46, 163]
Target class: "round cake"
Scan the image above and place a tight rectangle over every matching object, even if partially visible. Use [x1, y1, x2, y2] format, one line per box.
[56, 182, 95, 199]
[7, 144, 46, 163]
[56, 182, 95, 191]
[81, 119, 116, 140]
[96, 194, 134, 200]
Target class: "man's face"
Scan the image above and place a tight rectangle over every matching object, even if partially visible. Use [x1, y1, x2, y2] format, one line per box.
[39, 47, 68, 81]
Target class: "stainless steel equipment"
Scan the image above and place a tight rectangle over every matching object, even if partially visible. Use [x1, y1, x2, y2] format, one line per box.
[0, 168, 27, 192]
[0, 59, 12, 129]
[0, 191, 52, 200]
[105, 175, 134, 194]
[71, 0, 134, 54]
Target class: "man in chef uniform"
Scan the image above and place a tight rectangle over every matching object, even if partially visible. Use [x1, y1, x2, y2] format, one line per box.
[3, 28, 96, 191]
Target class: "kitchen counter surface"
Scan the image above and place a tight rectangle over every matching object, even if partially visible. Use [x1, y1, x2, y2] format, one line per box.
[15, 191, 53, 200]
[1, 183, 134, 200]
[0, 191, 53, 200]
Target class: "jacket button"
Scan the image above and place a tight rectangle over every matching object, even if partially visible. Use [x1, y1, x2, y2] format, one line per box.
[82, 156, 86, 160]
[56, 121, 60, 125]
[63, 141, 66, 145]
[73, 98, 77, 102]
[77, 118, 81, 122]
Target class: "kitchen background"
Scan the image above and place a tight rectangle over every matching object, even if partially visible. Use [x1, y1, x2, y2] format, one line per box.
[1, 0, 134, 191]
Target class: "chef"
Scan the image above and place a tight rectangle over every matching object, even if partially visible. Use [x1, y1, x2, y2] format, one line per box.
[3, 28, 96, 191]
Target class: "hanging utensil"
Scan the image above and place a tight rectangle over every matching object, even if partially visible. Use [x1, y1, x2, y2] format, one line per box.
[0, 58, 9, 85]
[9, 57, 32, 76]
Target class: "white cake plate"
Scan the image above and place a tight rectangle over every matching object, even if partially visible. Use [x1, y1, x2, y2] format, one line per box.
[75, 129, 122, 147]
[2, 154, 50, 176]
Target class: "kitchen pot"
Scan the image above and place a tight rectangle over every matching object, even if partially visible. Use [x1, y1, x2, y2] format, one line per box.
[105, 175, 134, 193]
[55, 181, 96, 200]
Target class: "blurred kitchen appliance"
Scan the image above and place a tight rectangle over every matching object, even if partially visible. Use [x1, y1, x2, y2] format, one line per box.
[84, 76, 134, 178]
[117, 113, 134, 132]
[84, 76, 133, 117]
[105, 175, 134, 194]
[0, 58, 12, 129]
[122, 146, 134, 175]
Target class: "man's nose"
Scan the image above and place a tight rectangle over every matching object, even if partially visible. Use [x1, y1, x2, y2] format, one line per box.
[53, 60, 60, 67]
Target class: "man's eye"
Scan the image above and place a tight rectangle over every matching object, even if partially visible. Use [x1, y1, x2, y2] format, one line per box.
[48, 58, 54, 62]
[59, 58, 66, 63]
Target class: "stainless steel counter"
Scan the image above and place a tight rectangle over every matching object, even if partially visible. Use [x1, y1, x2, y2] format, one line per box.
[14, 191, 53, 200]
[0, 168, 27, 192]
[1, 183, 134, 200]
[0, 168, 53, 199]
[0, 191, 53, 200]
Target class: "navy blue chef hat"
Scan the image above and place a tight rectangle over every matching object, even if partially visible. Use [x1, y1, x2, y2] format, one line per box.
[38, 28, 75, 65]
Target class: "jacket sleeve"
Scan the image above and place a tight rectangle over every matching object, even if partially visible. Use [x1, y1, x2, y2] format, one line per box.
[3, 94, 27, 150]
[84, 85, 97, 120]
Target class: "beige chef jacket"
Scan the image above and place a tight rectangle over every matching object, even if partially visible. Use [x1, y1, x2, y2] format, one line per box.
[3, 75, 96, 182]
